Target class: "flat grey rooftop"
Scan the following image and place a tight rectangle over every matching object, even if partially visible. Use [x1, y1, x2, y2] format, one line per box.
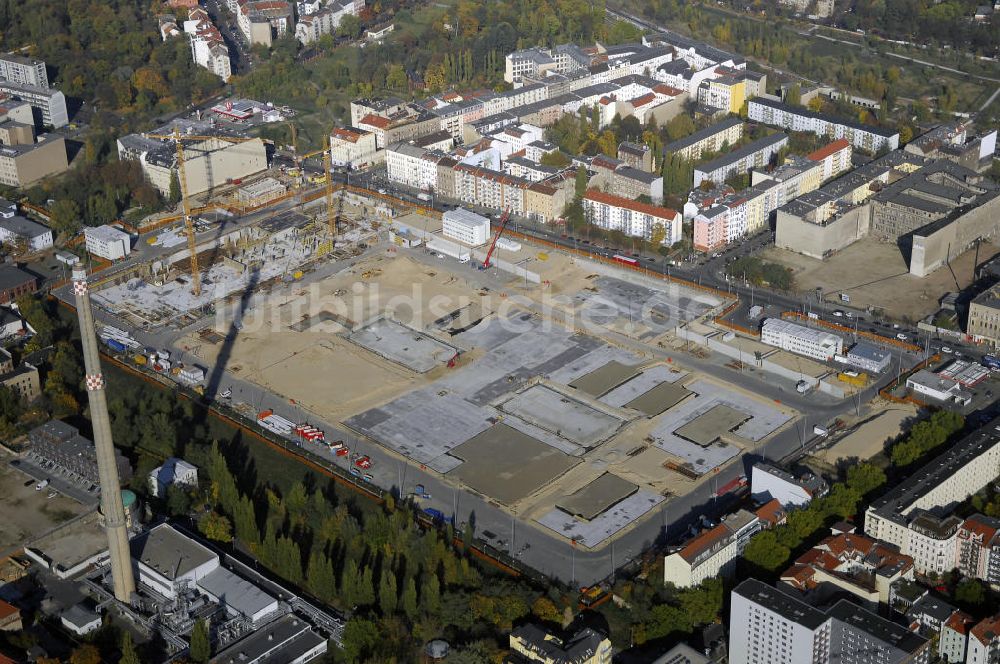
[659, 437, 740, 475]
[348, 317, 457, 373]
[537, 488, 665, 548]
[500, 384, 626, 448]
[625, 381, 692, 417]
[556, 473, 638, 520]
[196, 567, 276, 621]
[132, 524, 217, 581]
[675, 404, 750, 445]
[599, 365, 687, 409]
[447, 424, 579, 505]
[569, 361, 641, 397]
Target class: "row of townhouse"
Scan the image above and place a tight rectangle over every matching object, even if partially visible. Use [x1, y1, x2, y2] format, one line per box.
[692, 139, 852, 251]
[295, 0, 365, 44]
[748, 97, 900, 154]
[180, 8, 232, 81]
[581, 189, 682, 246]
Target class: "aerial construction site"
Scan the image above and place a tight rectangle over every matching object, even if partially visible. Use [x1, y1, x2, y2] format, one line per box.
[80, 175, 808, 555]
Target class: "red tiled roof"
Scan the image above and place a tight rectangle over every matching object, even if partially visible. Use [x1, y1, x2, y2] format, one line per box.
[583, 189, 679, 221]
[972, 616, 1000, 646]
[653, 84, 684, 97]
[755, 498, 786, 525]
[629, 93, 656, 108]
[679, 523, 731, 563]
[945, 611, 975, 635]
[358, 114, 390, 129]
[331, 127, 368, 143]
[0, 599, 18, 620]
[961, 515, 1000, 542]
[807, 139, 850, 162]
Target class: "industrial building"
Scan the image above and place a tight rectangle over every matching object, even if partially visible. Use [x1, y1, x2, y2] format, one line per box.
[751, 463, 828, 507]
[0, 265, 36, 303]
[905, 369, 972, 405]
[760, 318, 843, 361]
[84, 225, 131, 261]
[663, 510, 760, 588]
[729, 579, 931, 664]
[865, 418, 1000, 574]
[442, 208, 490, 246]
[27, 419, 132, 488]
[844, 342, 891, 373]
[117, 130, 268, 198]
[236, 177, 287, 207]
[210, 614, 328, 663]
[0, 135, 68, 188]
[0, 215, 51, 252]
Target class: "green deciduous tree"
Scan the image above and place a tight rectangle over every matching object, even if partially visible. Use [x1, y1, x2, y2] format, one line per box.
[189, 619, 210, 663]
[198, 511, 232, 543]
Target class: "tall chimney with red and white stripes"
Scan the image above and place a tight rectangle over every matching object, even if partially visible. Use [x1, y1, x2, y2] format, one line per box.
[71, 268, 135, 602]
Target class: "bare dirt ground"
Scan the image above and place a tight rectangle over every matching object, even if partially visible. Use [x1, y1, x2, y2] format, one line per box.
[814, 403, 918, 464]
[763, 240, 1000, 321]
[0, 458, 89, 554]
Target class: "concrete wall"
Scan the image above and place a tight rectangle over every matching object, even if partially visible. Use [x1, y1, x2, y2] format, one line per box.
[775, 204, 871, 259]
[909, 197, 1000, 277]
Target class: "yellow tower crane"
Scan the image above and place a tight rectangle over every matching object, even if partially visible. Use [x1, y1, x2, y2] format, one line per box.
[290, 129, 337, 237]
[146, 130, 258, 296]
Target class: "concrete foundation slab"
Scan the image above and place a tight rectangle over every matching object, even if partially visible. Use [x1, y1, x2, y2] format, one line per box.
[569, 361, 641, 397]
[556, 473, 638, 520]
[675, 404, 751, 445]
[348, 317, 457, 373]
[599, 365, 688, 409]
[500, 384, 626, 448]
[536, 489, 665, 548]
[625, 381, 692, 417]
[448, 424, 579, 505]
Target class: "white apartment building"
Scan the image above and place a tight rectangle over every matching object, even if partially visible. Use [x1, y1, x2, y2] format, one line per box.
[968, 617, 1000, 664]
[663, 117, 744, 162]
[295, 0, 364, 44]
[865, 420, 1000, 575]
[582, 190, 682, 246]
[731, 580, 932, 664]
[184, 10, 232, 81]
[486, 123, 545, 158]
[664, 510, 759, 588]
[692, 132, 788, 188]
[504, 48, 558, 84]
[329, 126, 380, 169]
[807, 138, 853, 181]
[0, 82, 68, 128]
[0, 55, 48, 89]
[84, 225, 131, 261]
[442, 208, 490, 246]
[237, 0, 294, 47]
[385, 141, 435, 190]
[730, 579, 832, 664]
[453, 164, 527, 215]
[748, 98, 899, 154]
[760, 318, 843, 361]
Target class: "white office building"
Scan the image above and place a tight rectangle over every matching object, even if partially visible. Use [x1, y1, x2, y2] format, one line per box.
[442, 208, 490, 246]
[845, 342, 891, 373]
[760, 318, 843, 361]
[84, 225, 131, 261]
